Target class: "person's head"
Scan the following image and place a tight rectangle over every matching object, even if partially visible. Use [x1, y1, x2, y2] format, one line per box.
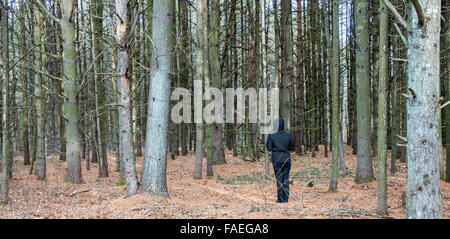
[271, 118, 285, 133]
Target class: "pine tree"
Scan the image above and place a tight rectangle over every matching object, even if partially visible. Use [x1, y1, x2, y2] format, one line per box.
[141, 0, 175, 197]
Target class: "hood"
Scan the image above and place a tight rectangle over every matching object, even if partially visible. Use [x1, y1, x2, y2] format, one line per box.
[270, 118, 285, 134]
[278, 118, 285, 130]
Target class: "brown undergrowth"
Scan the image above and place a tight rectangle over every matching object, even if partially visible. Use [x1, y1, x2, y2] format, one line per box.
[0, 145, 448, 218]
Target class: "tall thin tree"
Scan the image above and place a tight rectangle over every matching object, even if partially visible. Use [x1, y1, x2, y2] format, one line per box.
[91, 0, 108, 178]
[279, 0, 293, 128]
[20, 0, 30, 166]
[1, 0, 11, 204]
[328, 0, 339, 193]
[141, 0, 175, 197]
[376, 0, 389, 216]
[194, 0, 207, 180]
[33, 0, 46, 180]
[61, 0, 83, 183]
[208, 0, 226, 165]
[115, 0, 139, 196]
[405, 0, 442, 219]
[355, 0, 374, 184]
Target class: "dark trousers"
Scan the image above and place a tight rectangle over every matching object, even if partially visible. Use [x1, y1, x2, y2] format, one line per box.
[272, 157, 291, 203]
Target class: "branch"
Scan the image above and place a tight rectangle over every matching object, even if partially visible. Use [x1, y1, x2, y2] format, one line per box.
[411, 0, 425, 27]
[435, 97, 444, 112]
[32, 0, 60, 24]
[393, 23, 408, 45]
[396, 135, 408, 143]
[402, 93, 411, 99]
[186, 0, 197, 11]
[382, 0, 410, 31]
[408, 88, 417, 99]
[8, 44, 39, 72]
[115, 12, 124, 24]
[390, 57, 408, 62]
[440, 100, 450, 110]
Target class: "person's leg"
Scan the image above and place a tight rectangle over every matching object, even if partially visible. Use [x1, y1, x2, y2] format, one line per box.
[282, 160, 291, 202]
[272, 161, 283, 202]
[278, 161, 288, 203]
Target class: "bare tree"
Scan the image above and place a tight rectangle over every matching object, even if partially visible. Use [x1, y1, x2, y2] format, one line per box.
[141, 0, 175, 197]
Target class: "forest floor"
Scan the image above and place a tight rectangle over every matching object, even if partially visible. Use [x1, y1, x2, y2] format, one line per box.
[0, 145, 449, 219]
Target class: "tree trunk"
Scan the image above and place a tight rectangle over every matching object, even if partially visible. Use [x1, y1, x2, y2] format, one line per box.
[390, 29, 400, 174]
[208, 0, 226, 165]
[376, 0, 388, 216]
[1, 0, 11, 203]
[115, 0, 139, 196]
[405, 0, 442, 219]
[355, 0, 374, 184]
[194, 0, 206, 180]
[33, 0, 46, 181]
[328, 0, 339, 193]
[262, 0, 270, 177]
[294, 0, 303, 155]
[445, 4, 450, 183]
[19, 0, 30, 166]
[179, 0, 188, 156]
[62, 0, 82, 184]
[90, 0, 108, 178]
[141, 0, 174, 197]
[280, 0, 292, 129]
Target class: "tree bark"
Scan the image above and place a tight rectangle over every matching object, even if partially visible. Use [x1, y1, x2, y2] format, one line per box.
[405, 0, 442, 219]
[90, 0, 108, 177]
[115, 0, 139, 195]
[19, 0, 30, 166]
[355, 0, 374, 184]
[1, 0, 11, 203]
[62, 0, 82, 184]
[445, 3, 450, 183]
[294, 0, 303, 155]
[33, 0, 46, 181]
[208, 0, 226, 165]
[141, 0, 175, 197]
[376, 0, 389, 216]
[193, 0, 206, 179]
[328, 0, 339, 193]
[280, 0, 293, 129]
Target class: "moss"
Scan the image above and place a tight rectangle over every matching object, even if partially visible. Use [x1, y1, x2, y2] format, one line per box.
[423, 174, 431, 186]
[116, 182, 125, 186]
[327, 188, 337, 193]
[354, 176, 375, 184]
[376, 210, 389, 216]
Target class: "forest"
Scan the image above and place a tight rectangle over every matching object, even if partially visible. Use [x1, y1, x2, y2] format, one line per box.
[0, 0, 449, 219]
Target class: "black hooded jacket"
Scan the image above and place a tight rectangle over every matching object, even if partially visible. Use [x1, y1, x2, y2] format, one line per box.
[266, 118, 294, 163]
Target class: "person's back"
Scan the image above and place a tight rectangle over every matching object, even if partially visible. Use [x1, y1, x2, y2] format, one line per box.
[266, 118, 294, 203]
[266, 118, 294, 158]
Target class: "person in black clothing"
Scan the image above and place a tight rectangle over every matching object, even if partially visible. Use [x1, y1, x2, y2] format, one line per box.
[266, 118, 294, 203]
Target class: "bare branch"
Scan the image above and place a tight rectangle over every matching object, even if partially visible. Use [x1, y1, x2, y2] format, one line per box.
[434, 97, 444, 112]
[440, 101, 450, 110]
[411, 0, 425, 27]
[32, 0, 60, 23]
[8, 44, 39, 72]
[391, 57, 408, 62]
[382, 0, 410, 31]
[393, 22, 408, 45]
[115, 12, 124, 24]
[396, 135, 408, 143]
